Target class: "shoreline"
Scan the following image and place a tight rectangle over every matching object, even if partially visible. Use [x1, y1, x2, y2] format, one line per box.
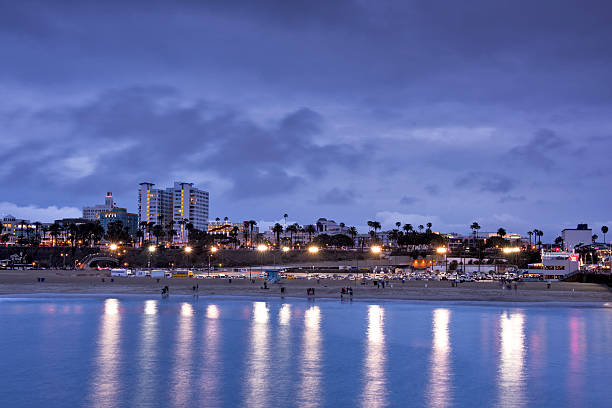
[1, 269, 610, 304]
[1, 291, 611, 309]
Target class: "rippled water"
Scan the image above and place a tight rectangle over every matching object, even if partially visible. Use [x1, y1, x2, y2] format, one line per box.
[0, 296, 610, 408]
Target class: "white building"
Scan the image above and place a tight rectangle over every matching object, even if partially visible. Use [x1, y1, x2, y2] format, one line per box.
[82, 192, 115, 221]
[562, 224, 592, 252]
[138, 182, 209, 243]
[525, 250, 579, 279]
[316, 218, 349, 235]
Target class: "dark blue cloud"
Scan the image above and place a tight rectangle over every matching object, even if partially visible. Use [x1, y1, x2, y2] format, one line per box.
[2, 0, 612, 236]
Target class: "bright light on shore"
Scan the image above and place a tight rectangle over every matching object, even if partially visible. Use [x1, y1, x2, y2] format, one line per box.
[371, 245, 382, 254]
[308, 246, 319, 254]
[282, 246, 290, 252]
[184, 246, 192, 253]
[109, 243, 118, 251]
[210, 246, 218, 253]
[436, 247, 447, 254]
[503, 247, 520, 254]
[148, 245, 156, 253]
[256, 244, 268, 252]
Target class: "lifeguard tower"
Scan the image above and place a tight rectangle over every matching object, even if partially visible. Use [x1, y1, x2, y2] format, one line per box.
[265, 270, 281, 283]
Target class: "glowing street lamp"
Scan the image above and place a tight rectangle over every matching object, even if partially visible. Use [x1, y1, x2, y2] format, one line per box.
[109, 243, 118, 251]
[370, 245, 382, 254]
[147, 245, 156, 270]
[208, 246, 218, 276]
[437, 247, 448, 273]
[282, 246, 290, 253]
[184, 246, 192, 253]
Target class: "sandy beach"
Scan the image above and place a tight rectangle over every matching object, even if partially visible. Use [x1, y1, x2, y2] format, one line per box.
[0, 269, 610, 303]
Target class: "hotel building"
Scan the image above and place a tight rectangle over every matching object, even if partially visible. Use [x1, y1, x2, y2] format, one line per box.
[82, 192, 115, 221]
[138, 182, 209, 243]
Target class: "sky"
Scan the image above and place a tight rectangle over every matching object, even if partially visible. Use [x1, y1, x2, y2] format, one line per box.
[1, 0, 612, 238]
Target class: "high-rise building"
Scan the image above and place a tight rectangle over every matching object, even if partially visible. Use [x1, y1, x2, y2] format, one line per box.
[100, 208, 139, 239]
[138, 182, 209, 243]
[83, 192, 115, 221]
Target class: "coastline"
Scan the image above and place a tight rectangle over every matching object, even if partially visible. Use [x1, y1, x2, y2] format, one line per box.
[1, 269, 610, 303]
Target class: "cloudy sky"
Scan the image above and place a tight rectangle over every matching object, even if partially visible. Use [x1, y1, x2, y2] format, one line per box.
[2, 0, 612, 237]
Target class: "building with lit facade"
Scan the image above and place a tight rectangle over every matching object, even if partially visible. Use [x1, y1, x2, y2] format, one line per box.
[83, 192, 115, 221]
[138, 182, 209, 243]
[0, 215, 39, 244]
[100, 208, 139, 238]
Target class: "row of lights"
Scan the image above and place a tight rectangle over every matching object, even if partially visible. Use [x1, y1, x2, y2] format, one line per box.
[110, 243, 389, 255]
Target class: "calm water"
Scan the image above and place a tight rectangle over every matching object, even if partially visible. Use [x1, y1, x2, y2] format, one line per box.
[0, 296, 610, 408]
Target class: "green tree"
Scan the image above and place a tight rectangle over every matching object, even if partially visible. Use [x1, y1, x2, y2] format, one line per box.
[304, 224, 317, 242]
[272, 223, 284, 246]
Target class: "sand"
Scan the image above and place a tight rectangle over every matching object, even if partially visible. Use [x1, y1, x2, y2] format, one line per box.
[1, 269, 610, 303]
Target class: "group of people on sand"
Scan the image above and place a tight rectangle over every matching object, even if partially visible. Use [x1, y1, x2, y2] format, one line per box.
[340, 287, 353, 298]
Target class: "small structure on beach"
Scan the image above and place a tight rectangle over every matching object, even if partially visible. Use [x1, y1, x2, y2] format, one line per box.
[265, 269, 281, 283]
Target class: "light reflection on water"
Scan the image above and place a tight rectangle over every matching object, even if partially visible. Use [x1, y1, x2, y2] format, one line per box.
[172, 302, 194, 407]
[426, 309, 452, 408]
[134, 300, 158, 407]
[244, 302, 270, 408]
[200, 304, 222, 407]
[298, 306, 322, 408]
[361, 305, 387, 408]
[89, 299, 121, 408]
[567, 312, 586, 407]
[497, 312, 526, 408]
[2, 297, 611, 408]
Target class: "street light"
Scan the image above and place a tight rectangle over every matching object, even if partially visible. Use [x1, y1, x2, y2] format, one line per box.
[282, 246, 290, 253]
[184, 246, 192, 253]
[109, 243, 118, 251]
[256, 245, 268, 278]
[147, 245, 156, 269]
[208, 246, 218, 277]
[370, 245, 382, 276]
[437, 247, 448, 274]
[307, 246, 319, 278]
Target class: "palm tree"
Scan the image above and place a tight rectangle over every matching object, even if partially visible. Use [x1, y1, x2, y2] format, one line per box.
[497, 227, 506, 238]
[348, 226, 358, 247]
[304, 224, 316, 242]
[396, 221, 401, 229]
[470, 222, 481, 273]
[527, 231, 533, 249]
[592, 234, 598, 244]
[426, 222, 432, 233]
[418, 224, 424, 233]
[283, 213, 288, 227]
[470, 222, 481, 240]
[601, 226, 608, 245]
[533, 229, 543, 248]
[285, 223, 299, 246]
[272, 223, 284, 246]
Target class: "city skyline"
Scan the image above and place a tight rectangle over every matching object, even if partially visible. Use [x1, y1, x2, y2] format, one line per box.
[2, 1, 612, 237]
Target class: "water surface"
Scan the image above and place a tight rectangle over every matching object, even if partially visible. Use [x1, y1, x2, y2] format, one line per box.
[0, 296, 610, 407]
